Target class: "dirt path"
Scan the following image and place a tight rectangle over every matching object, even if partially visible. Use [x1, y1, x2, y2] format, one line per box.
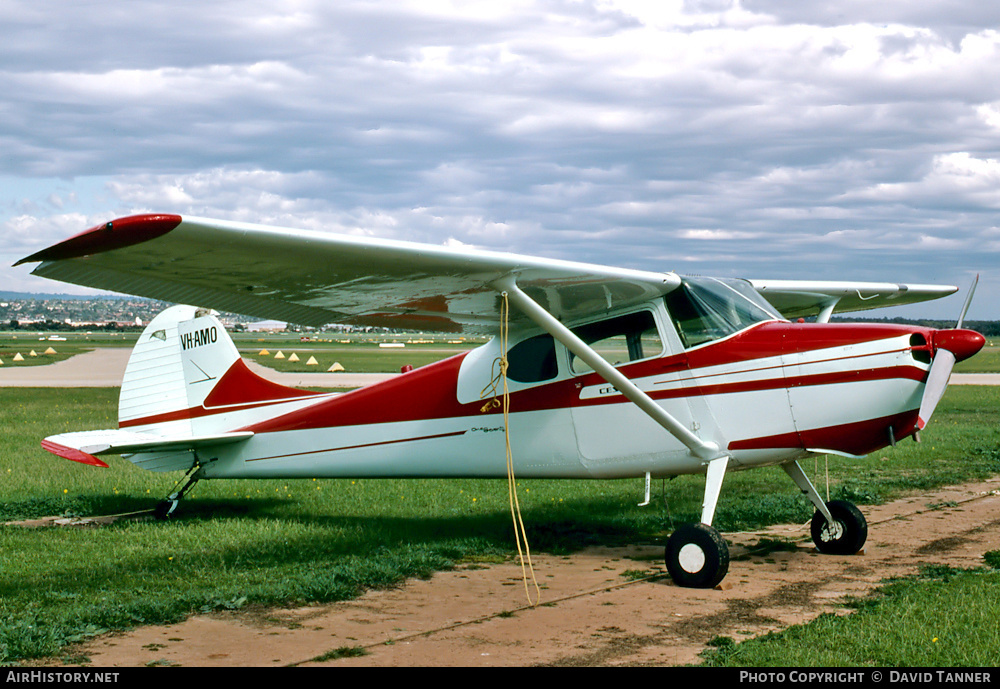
[48, 478, 1000, 667]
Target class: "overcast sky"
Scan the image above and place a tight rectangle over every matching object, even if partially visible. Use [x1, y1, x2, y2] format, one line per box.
[3, 0, 998, 320]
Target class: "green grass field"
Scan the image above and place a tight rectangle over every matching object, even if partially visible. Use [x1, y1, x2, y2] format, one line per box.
[1, 361, 999, 664]
[953, 336, 1000, 373]
[0, 332, 134, 368]
[701, 565, 1000, 667]
[239, 342, 479, 374]
[0, 331, 487, 373]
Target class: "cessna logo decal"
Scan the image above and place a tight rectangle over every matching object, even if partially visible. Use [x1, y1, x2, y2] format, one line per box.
[180, 326, 218, 351]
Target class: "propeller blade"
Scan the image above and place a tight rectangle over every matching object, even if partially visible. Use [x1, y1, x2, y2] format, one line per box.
[917, 347, 955, 430]
[957, 274, 978, 329]
[917, 275, 984, 431]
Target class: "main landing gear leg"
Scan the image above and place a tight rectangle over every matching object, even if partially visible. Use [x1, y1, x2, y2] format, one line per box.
[154, 465, 202, 520]
[782, 460, 868, 555]
[665, 456, 730, 589]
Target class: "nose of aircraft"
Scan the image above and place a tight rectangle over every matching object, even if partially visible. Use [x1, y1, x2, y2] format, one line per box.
[917, 327, 986, 431]
[933, 328, 986, 362]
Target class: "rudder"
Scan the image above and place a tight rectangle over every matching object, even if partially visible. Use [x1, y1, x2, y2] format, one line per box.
[119, 305, 240, 433]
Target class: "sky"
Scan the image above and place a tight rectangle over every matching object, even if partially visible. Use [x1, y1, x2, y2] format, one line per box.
[2, 0, 998, 320]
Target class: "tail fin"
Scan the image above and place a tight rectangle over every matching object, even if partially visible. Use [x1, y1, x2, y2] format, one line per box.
[119, 305, 236, 432]
[120, 305, 317, 434]
[41, 305, 321, 471]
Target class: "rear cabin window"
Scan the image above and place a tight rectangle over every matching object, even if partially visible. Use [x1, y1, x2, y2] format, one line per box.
[506, 333, 558, 383]
[568, 310, 663, 375]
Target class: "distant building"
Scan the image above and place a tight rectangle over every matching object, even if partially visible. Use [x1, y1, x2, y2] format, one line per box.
[247, 320, 287, 332]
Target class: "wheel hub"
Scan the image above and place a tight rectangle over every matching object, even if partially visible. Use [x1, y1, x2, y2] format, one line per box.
[678, 543, 706, 573]
[820, 520, 844, 542]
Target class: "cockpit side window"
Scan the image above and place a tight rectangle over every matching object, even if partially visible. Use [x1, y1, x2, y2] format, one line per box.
[506, 333, 558, 383]
[568, 310, 664, 374]
[665, 276, 782, 349]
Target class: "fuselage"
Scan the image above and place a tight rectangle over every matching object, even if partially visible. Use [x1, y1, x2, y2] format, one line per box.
[176, 317, 944, 482]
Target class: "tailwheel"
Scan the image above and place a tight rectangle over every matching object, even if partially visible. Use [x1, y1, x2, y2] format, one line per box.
[154, 499, 179, 521]
[153, 466, 202, 520]
[810, 499, 867, 555]
[665, 522, 730, 589]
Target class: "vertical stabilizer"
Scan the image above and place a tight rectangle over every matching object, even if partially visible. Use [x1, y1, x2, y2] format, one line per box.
[119, 305, 240, 433]
[118, 305, 324, 437]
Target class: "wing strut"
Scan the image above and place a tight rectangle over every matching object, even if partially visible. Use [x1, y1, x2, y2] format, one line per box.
[494, 275, 724, 461]
[816, 299, 839, 324]
[782, 460, 835, 523]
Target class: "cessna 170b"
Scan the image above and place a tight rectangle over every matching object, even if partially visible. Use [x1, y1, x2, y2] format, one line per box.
[15, 213, 985, 588]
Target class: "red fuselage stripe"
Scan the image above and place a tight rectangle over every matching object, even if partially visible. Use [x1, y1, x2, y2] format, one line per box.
[119, 359, 922, 431]
[118, 322, 929, 436]
[667, 365, 926, 399]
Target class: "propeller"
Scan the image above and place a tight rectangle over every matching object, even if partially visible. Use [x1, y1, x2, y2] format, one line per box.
[917, 275, 984, 430]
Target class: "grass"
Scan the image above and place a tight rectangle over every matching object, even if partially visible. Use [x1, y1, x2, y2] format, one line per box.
[954, 338, 1000, 373]
[701, 565, 1000, 667]
[0, 385, 999, 665]
[240, 341, 475, 374]
[0, 330, 487, 373]
[0, 332, 133, 368]
[310, 646, 370, 662]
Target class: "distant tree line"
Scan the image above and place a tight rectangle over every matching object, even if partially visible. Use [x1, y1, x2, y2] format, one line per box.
[6, 319, 143, 332]
[831, 317, 1000, 337]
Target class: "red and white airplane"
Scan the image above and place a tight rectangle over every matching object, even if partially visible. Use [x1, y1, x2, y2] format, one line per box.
[16, 214, 985, 588]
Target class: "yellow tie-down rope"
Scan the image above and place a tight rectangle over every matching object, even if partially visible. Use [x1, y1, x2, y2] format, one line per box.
[480, 291, 541, 607]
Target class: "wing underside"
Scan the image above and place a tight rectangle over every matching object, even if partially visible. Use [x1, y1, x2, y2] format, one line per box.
[748, 279, 958, 320]
[16, 214, 958, 330]
[19, 214, 679, 333]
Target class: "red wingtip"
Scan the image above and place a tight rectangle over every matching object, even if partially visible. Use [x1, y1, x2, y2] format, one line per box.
[15, 214, 182, 266]
[41, 440, 110, 468]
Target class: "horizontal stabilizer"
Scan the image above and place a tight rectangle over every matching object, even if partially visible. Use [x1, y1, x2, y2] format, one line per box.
[41, 429, 253, 468]
[41, 440, 110, 468]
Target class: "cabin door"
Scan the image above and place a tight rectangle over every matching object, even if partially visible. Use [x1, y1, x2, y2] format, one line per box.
[567, 308, 713, 475]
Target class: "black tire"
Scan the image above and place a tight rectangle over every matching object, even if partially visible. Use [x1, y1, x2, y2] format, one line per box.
[810, 499, 867, 555]
[665, 522, 730, 589]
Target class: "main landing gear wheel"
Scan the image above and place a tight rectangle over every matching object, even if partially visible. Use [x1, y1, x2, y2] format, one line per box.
[810, 499, 867, 555]
[665, 522, 730, 589]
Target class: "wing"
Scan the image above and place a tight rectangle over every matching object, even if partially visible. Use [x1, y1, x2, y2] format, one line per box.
[748, 279, 958, 321]
[17, 214, 679, 333]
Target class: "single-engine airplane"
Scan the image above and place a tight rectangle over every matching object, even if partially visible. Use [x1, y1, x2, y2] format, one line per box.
[15, 214, 985, 588]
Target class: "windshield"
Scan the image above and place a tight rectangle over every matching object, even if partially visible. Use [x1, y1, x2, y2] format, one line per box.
[665, 276, 783, 348]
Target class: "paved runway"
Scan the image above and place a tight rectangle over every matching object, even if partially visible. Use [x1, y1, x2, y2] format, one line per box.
[950, 373, 1000, 385]
[0, 348, 395, 388]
